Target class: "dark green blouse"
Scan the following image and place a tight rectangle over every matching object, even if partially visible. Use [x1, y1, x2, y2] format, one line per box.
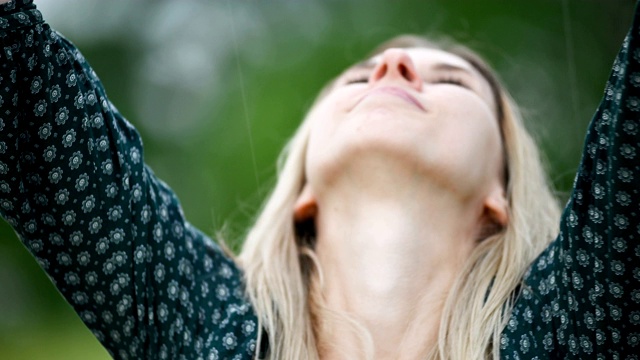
[0, 1, 638, 359]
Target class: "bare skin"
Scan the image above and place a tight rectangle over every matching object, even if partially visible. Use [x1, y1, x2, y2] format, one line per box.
[296, 48, 508, 359]
[313, 179, 489, 359]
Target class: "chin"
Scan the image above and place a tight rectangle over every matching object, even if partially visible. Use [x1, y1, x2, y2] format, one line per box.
[310, 135, 433, 189]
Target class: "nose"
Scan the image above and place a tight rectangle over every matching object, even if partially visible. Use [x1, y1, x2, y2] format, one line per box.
[368, 49, 423, 91]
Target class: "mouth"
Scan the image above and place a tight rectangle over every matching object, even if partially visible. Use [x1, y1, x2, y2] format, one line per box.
[354, 86, 426, 112]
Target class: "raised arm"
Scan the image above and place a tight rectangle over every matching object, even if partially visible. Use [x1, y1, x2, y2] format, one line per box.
[501, 3, 640, 358]
[0, 1, 258, 358]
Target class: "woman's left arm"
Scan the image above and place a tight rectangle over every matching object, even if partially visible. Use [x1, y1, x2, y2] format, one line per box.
[501, 3, 640, 358]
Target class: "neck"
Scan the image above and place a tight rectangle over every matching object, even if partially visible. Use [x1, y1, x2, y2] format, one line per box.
[312, 182, 484, 359]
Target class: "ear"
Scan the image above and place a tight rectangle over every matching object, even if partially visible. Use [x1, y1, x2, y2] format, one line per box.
[482, 184, 509, 229]
[294, 183, 318, 223]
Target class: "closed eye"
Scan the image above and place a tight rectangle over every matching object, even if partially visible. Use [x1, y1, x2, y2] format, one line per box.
[343, 70, 472, 90]
[345, 75, 471, 89]
[344, 76, 369, 85]
[432, 76, 470, 89]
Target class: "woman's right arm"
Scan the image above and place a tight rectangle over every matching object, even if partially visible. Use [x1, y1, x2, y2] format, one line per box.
[0, 1, 259, 358]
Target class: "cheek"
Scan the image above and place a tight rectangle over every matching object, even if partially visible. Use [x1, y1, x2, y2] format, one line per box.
[304, 99, 344, 182]
[304, 87, 364, 143]
[432, 91, 499, 143]
[432, 92, 503, 172]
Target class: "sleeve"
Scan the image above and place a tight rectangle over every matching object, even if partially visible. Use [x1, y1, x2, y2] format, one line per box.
[500, 3, 640, 358]
[0, 1, 259, 359]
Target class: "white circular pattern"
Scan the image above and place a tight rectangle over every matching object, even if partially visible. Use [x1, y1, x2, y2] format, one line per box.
[501, 10, 640, 358]
[0, 1, 261, 358]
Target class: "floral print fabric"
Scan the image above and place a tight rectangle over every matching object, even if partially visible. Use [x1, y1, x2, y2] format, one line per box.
[0, 1, 259, 359]
[1, 0, 640, 359]
[500, 2, 640, 359]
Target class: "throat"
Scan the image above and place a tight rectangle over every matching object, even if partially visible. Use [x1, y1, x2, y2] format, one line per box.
[312, 196, 480, 359]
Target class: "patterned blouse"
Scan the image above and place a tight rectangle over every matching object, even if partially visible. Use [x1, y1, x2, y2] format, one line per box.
[0, 1, 638, 359]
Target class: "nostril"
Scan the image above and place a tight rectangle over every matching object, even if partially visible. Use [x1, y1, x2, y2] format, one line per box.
[400, 64, 411, 80]
[399, 65, 411, 81]
[377, 64, 388, 80]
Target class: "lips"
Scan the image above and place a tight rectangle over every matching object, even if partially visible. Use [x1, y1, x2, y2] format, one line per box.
[354, 86, 426, 111]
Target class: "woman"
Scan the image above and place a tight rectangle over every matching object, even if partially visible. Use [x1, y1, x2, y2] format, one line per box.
[1, 0, 638, 359]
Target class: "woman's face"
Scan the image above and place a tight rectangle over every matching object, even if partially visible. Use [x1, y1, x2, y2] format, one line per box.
[303, 47, 505, 203]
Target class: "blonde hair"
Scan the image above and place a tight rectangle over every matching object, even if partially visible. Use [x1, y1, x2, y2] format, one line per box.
[237, 35, 561, 359]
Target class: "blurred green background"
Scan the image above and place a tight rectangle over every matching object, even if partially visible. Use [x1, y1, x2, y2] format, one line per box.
[0, 0, 635, 358]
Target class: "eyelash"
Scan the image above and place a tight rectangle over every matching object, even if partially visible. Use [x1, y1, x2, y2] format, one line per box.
[432, 76, 470, 89]
[344, 76, 369, 84]
[343, 75, 470, 89]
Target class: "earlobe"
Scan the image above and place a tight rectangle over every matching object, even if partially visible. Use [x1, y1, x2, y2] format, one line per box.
[484, 186, 509, 228]
[294, 184, 318, 222]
